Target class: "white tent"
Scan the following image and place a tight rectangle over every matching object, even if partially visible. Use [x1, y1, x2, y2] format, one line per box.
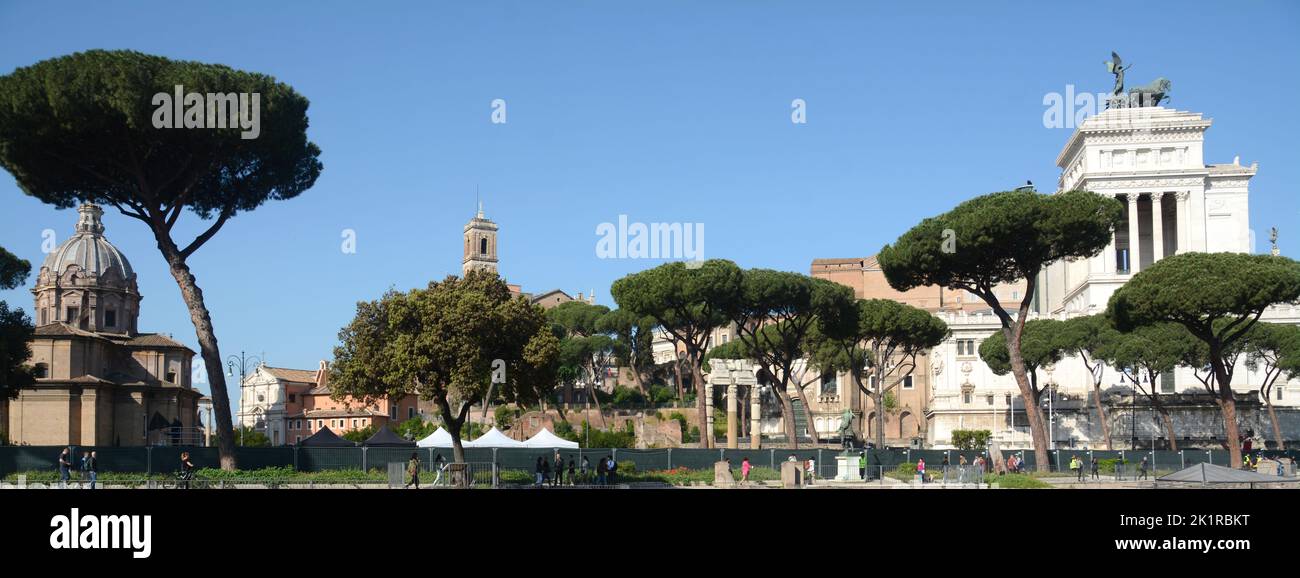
[522, 428, 580, 449]
[463, 426, 525, 448]
[415, 427, 455, 448]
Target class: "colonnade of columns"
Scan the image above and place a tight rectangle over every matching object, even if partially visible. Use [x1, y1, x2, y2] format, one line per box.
[1106, 191, 1191, 274]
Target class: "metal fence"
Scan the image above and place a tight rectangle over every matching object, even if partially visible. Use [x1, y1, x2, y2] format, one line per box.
[3, 445, 1297, 479]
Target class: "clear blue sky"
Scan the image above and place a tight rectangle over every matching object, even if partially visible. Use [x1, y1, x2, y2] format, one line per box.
[2, 1, 1298, 413]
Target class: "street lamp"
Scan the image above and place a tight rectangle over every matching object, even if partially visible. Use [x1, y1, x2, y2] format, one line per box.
[227, 351, 263, 446]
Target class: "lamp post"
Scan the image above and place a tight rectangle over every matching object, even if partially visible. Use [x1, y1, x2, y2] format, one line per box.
[227, 351, 263, 446]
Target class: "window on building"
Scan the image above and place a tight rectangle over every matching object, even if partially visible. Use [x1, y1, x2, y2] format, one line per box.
[351, 419, 358, 428]
[956, 339, 977, 357]
[66, 307, 79, 323]
[963, 391, 972, 404]
[390, 405, 398, 420]
[104, 309, 116, 328]
[408, 407, 416, 419]
[317, 419, 323, 430]
[288, 394, 296, 403]
[1277, 387, 1285, 401]
[480, 238, 488, 254]
[1160, 372, 1175, 394]
[986, 394, 994, 406]
[1005, 393, 1012, 406]
[821, 372, 837, 396]
[34, 363, 49, 379]
[902, 375, 914, 390]
[165, 371, 177, 383]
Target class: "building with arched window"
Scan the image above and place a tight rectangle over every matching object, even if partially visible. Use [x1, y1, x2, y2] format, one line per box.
[7, 203, 203, 446]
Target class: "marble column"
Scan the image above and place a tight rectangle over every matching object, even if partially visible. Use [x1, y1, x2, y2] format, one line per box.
[1127, 194, 1142, 274]
[704, 383, 715, 448]
[1104, 197, 1118, 274]
[1175, 191, 1190, 254]
[1151, 193, 1164, 262]
[750, 388, 761, 449]
[726, 383, 738, 449]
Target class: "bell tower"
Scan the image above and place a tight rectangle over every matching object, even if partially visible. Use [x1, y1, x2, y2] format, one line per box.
[462, 200, 499, 276]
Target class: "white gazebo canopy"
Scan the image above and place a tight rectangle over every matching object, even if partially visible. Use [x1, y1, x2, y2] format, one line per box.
[415, 427, 454, 448]
[463, 426, 525, 448]
[522, 428, 580, 449]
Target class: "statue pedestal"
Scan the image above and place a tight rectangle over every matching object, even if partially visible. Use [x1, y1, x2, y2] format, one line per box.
[835, 453, 858, 481]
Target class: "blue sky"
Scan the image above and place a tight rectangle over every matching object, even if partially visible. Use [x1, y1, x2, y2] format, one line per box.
[2, 1, 1298, 412]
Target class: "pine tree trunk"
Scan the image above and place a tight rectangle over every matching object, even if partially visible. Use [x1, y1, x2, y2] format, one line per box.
[776, 391, 798, 449]
[1209, 348, 1243, 468]
[1160, 409, 1178, 452]
[1266, 395, 1285, 451]
[689, 351, 711, 449]
[1005, 324, 1050, 472]
[157, 241, 236, 470]
[1089, 369, 1113, 450]
[800, 387, 818, 444]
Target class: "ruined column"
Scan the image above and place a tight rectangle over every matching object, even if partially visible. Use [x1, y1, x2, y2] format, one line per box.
[727, 382, 738, 449]
[705, 382, 714, 448]
[750, 387, 762, 449]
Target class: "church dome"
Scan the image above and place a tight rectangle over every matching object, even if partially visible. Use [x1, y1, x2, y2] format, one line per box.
[41, 203, 135, 281]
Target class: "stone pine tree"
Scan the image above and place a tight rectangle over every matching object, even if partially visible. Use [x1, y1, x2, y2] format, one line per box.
[0, 50, 323, 469]
[1055, 314, 1116, 450]
[1095, 322, 1201, 451]
[1108, 252, 1300, 468]
[717, 267, 856, 448]
[597, 309, 656, 397]
[1244, 322, 1300, 450]
[329, 271, 559, 464]
[817, 298, 949, 450]
[548, 301, 616, 423]
[611, 260, 741, 449]
[979, 318, 1067, 455]
[0, 247, 36, 410]
[879, 190, 1123, 471]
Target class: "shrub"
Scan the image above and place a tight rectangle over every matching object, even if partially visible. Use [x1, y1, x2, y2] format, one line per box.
[988, 473, 1052, 489]
[1098, 458, 1127, 474]
[648, 384, 676, 405]
[951, 430, 991, 450]
[609, 386, 648, 408]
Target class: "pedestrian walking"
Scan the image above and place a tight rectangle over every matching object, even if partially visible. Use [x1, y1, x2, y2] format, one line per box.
[1070, 456, 1083, 481]
[432, 453, 446, 486]
[596, 455, 608, 485]
[580, 455, 590, 484]
[741, 457, 752, 483]
[917, 458, 926, 484]
[1137, 456, 1149, 480]
[859, 451, 867, 480]
[178, 451, 195, 489]
[553, 452, 564, 487]
[58, 447, 72, 486]
[805, 458, 815, 486]
[86, 451, 98, 490]
[406, 452, 421, 489]
[607, 455, 618, 485]
[1090, 456, 1100, 481]
[79, 451, 90, 484]
[567, 458, 576, 486]
[535, 456, 546, 486]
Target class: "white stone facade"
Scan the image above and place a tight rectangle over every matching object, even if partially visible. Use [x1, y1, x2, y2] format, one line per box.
[925, 107, 1298, 449]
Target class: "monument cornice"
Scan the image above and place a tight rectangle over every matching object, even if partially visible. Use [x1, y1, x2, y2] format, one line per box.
[1078, 174, 1205, 190]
